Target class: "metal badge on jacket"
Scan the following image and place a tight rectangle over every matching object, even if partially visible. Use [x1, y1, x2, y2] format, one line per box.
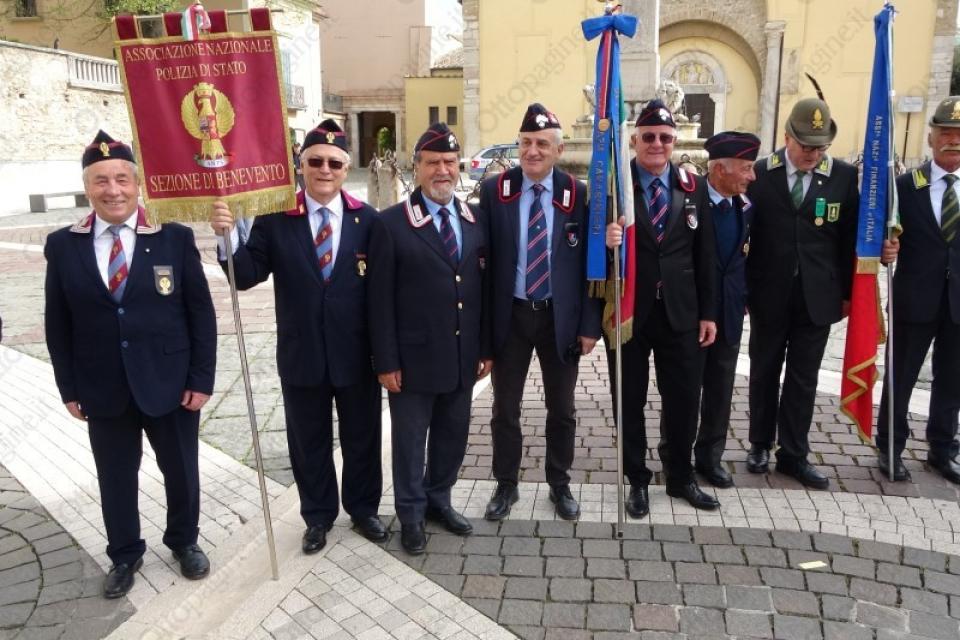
[154, 265, 174, 295]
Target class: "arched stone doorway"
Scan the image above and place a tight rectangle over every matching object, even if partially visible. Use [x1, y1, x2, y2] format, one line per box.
[662, 51, 727, 138]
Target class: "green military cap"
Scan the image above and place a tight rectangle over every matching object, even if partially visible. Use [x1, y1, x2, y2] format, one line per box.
[929, 96, 960, 128]
[785, 97, 837, 147]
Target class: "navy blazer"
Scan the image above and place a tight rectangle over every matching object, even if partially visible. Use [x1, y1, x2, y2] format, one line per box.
[479, 167, 602, 361]
[712, 193, 753, 346]
[223, 190, 376, 388]
[44, 212, 216, 419]
[892, 163, 960, 324]
[630, 161, 717, 331]
[368, 188, 491, 394]
[746, 150, 858, 327]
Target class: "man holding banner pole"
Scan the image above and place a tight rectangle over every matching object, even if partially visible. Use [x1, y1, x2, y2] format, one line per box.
[874, 97, 960, 483]
[604, 101, 719, 516]
[209, 120, 387, 553]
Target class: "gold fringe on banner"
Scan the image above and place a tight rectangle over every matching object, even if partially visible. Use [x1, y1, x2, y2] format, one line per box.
[145, 185, 296, 224]
[589, 280, 607, 298]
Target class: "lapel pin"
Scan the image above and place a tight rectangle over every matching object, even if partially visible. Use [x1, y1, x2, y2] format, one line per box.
[354, 216, 359, 224]
[145, 248, 151, 253]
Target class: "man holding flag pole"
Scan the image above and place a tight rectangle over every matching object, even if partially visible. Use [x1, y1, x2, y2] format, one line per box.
[873, 91, 960, 482]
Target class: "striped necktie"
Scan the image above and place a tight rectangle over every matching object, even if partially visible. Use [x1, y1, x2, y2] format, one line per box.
[941, 174, 959, 243]
[314, 206, 334, 281]
[107, 225, 128, 302]
[437, 207, 459, 264]
[648, 178, 669, 244]
[525, 183, 550, 300]
[791, 171, 807, 208]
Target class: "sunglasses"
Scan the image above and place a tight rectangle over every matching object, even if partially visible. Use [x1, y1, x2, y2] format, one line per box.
[639, 132, 676, 145]
[799, 143, 830, 153]
[306, 157, 346, 170]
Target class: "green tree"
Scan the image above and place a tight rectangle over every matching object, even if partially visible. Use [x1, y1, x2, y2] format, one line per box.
[376, 127, 396, 154]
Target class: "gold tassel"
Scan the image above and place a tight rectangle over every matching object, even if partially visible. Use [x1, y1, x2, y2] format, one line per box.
[146, 187, 297, 224]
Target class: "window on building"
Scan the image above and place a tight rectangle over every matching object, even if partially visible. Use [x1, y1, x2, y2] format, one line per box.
[447, 106, 458, 125]
[428, 106, 439, 125]
[15, 0, 37, 17]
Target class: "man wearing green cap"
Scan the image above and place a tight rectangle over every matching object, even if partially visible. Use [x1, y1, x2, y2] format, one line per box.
[744, 98, 858, 489]
[875, 97, 960, 483]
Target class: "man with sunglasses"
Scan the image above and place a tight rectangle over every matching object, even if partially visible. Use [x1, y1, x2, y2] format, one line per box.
[209, 119, 387, 554]
[368, 123, 492, 555]
[605, 100, 719, 516]
[479, 104, 602, 522]
[744, 98, 858, 489]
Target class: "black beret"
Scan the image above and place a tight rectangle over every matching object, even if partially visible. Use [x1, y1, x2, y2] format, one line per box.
[415, 122, 460, 153]
[635, 99, 676, 128]
[704, 131, 761, 161]
[303, 119, 348, 152]
[82, 130, 135, 168]
[519, 103, 561, 132]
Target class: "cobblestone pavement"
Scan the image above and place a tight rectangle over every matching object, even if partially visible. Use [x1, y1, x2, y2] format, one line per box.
[458, 355, 955, 502]
[0, 464, 134, 639]
[385, 520, 960, 640]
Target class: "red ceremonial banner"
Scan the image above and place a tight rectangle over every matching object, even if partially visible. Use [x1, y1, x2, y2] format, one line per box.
[114, 13, 295, 222]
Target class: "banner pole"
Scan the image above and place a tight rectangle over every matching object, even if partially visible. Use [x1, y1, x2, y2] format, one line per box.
[885, 3, 896, 481]
[223, 231, 280, 579]
[885, 261, 895, 479]
[612, 199, 625, 540]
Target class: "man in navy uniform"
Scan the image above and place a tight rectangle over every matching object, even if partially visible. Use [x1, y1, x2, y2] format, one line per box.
[209, 120, 386, 553]
[694, 132, 760, 488]
[875, 97, 960, 482]
[368, 122, 492, 554]
[45, 131, 216, 598]
[745, 98, 858, 489]
[479, 104, 602, 521]
[605, 101, 719, 517]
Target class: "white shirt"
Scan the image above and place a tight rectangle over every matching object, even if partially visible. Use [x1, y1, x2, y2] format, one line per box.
[784, 152, 813, 202]
[218, 193, 344, 267]
[929, 161, 960, 226]
[93, 211, 138, 288]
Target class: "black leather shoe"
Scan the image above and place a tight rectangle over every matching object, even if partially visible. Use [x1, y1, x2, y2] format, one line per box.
[695, 463, 734, 488]
[776, 458, 829, 490]
[877, 453, 911, 482]
[351, 515, 389, 542]
[746, 446, 770, 473]
[425, 505, 473, 535]
[549, 485, 581, 520]
[484, 483, 519, 521]
[625, 485, 649, 519]
[666, 481, 720, 510]
[400, 522, 426, 555]
[928, 455, 960, 484]
[302, 524, 331, 554]
[171, 544, 210, 580]
[103, 557, 142, 599]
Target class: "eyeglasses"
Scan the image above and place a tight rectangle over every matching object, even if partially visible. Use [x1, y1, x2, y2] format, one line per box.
[799, 143, 830, 153]
[639, 132, 676, 145]
[306, 157, 346, 170]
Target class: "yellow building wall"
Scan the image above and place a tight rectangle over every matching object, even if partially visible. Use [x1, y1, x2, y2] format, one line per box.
[476, 0, 596, 147]
[660, 38, 760, 134]
[769, 0, 938, 162]
[0, 0, 115, 58]
[404, 75, 465, 156]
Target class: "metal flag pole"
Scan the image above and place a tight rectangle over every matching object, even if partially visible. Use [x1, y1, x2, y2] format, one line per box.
[885, 3, 897, 480]
[223, 231, 280, 579]
[611, 196, 625, 540]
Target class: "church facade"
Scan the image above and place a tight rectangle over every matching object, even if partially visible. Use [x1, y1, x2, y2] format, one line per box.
[461, 0, 955, 167]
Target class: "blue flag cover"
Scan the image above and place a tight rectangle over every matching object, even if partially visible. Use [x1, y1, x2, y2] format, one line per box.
[582, 11, 637, 283]
[856, 3, 896, 259]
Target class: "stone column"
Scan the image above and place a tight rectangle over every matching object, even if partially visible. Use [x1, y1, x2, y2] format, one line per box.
[619, 0, 660, 103]
[394, 110, 405, 164]
[348, 111, 360, 160]
[758, 21, 785, 155]
[461, 0, 481, 156]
